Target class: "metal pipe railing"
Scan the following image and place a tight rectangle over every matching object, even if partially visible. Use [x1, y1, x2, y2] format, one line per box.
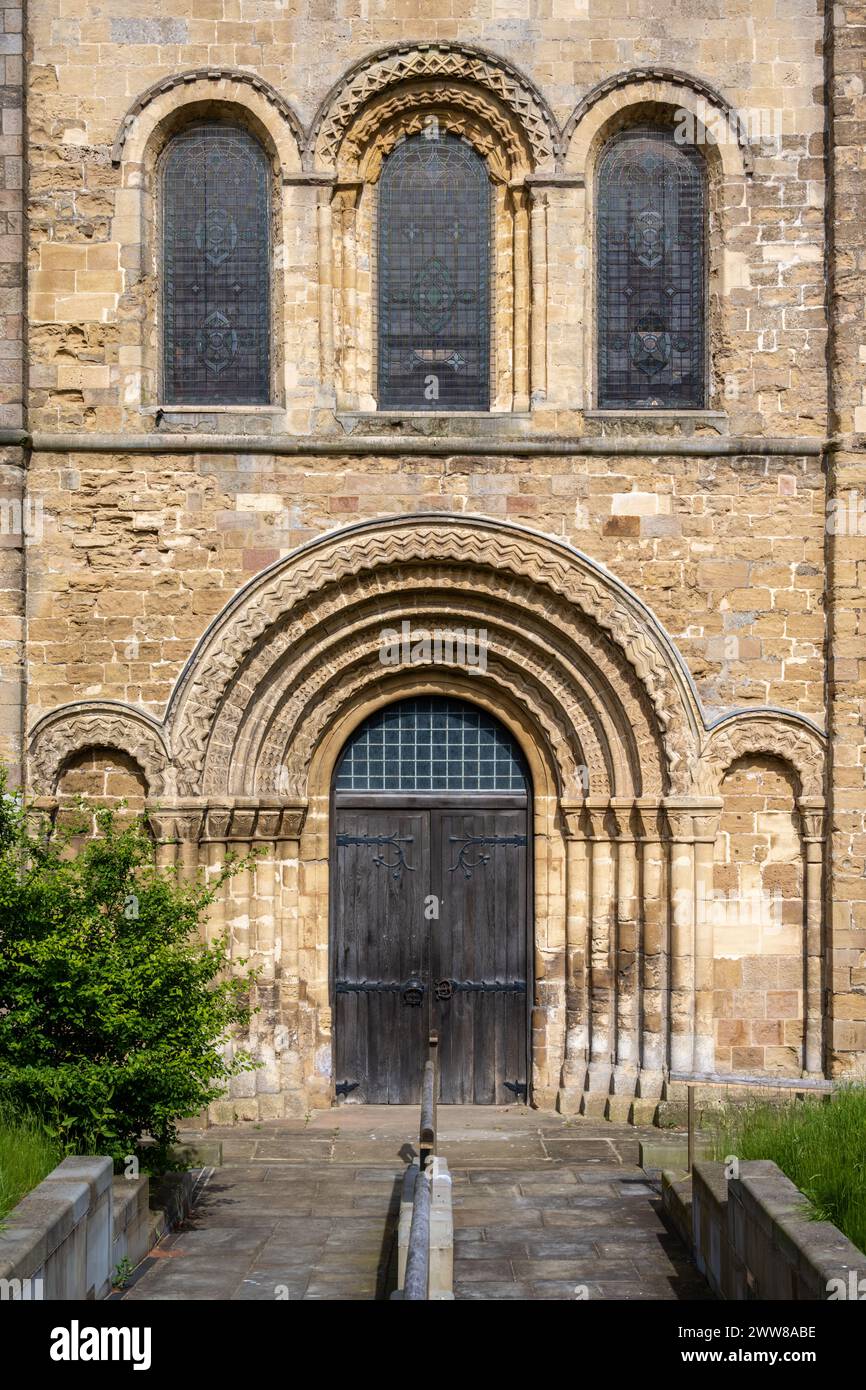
[419, 1031, 438, 1171]
[400, 1032, 440, 1300]
[402, 1165, 432, 1301]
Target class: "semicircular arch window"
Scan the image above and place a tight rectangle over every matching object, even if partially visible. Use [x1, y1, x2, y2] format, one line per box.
[377, 133, 491, 412]
[162, 124, 271, 405]
[335, 697, 528, 793]
[597, 125, 706, 409]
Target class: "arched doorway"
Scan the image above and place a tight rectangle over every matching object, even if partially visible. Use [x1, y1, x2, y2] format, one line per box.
[331, 696, 531, 1104]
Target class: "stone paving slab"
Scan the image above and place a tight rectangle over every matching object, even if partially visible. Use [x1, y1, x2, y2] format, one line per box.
[121, 1106, 711, 1302]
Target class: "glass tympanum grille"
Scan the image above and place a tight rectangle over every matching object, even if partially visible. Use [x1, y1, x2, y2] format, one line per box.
[597, 127, 706, 409]
[162, 125, 270, 405]
[335, 697, 528, 793]
[377, 133, 491, 411]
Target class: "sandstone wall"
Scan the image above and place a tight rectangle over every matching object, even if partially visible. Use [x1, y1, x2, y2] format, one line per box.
[9, 0, 866, 1099]
[0, 0, 24, 779]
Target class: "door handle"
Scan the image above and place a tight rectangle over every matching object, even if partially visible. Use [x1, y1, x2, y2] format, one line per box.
[435, 978, 453, 1001]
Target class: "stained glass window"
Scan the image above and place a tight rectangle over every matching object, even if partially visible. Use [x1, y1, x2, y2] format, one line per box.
[162, 125, 270, 405]
[597, 126, 706, 409]
[377, 132, 491, 411]
[335, 698, 528, 793]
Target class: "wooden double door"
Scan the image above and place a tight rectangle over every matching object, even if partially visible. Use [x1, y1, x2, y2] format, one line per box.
[332, 796, 530, 1104]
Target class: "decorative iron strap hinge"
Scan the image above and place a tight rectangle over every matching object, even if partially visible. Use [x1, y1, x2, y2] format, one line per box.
[335, 978, 426, 1006]
[434, 978, 526, 999]
[335, 831, 416, 880]
[449, 833, 527, 878]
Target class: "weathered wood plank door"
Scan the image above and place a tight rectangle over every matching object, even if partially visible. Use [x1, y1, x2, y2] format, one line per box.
[432, 808, 529, 1104]
[331, 697, 531, 1105]
[332, 807, 430, 1103]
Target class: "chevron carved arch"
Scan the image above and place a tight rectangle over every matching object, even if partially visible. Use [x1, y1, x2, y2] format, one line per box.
[28, 704, 171, 797]
[700, 714, 825, 799]
[167, 515, 701, 799]
[309, 42, 559, 173]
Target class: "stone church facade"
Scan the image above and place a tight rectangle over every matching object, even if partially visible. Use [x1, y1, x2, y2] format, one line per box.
[1, 0, 865, 1119]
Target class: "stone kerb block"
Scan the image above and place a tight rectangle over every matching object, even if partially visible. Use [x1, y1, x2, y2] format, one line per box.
[0, 1156, 112, 1300]
[729, 1160, 866, 1300]
[691, 1160, 731, 1298]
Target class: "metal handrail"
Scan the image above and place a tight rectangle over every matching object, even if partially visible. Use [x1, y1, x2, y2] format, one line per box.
[402, 1032, 440, 1301]
[419, 1030, 438, 1170]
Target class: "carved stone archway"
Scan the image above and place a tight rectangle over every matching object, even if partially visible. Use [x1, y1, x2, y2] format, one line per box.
[308, 42, 559, 175]
[310, 45, 559, 411]
[27, 516, 828, 1119]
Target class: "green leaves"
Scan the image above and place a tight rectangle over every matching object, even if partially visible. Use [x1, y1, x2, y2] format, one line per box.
[0, 771, 259, 1172]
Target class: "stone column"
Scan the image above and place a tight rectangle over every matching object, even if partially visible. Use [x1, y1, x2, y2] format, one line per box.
[611, 799, 640, 1101]
[334, 184, 359, 411]
[205, 830, 227, 948]
[227, 813, 253, 978]
[511, 186, 530, 412]
[253, 832, 280, 1108]
[665, 800, 696, 1076]
[176, 810, 202, 886]
[254, 839, 277, 986]
[529, 187, 548, 405]
[636, 801, 668, 1099]
[799, 798, 826, 1077]
[585, 803, 615, 1104]
[692, 803, 723, 1075]
[557, 802, 589, 1113]
[151, 811, 177, 874]
[316, 187, 335, 398]
[276, 806, 306, 1104]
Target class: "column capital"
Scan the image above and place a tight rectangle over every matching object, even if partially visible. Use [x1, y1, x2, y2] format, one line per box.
[145, 798, 308, 844]
[560, 800, 587, 838]
[797, 796, 827, 841]
[633, 798, 666, 842]
[663, 796, 723, 841]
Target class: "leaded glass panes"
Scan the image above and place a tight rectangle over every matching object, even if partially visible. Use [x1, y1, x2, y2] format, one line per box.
[335, 697, 528, 793]
[597, 126, 706, 409]
[377, 133, 491, 411]
[162, 125, 270, 405]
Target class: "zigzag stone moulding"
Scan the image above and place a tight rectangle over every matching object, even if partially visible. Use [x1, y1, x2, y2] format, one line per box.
[203, 570, 661, 798]
[339, 83, 531, 181]
[308, 42, 559, 172]
[560, 64, 755, 173]
[111, 67, 306, 164]
[28, 706, 170, 796]
[700, 716, 826, 799]
[246, 648, 611, 803]
[167, 517, 701, 796]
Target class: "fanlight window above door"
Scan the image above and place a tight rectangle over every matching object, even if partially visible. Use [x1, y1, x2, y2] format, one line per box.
[162, 124, 270, 405]
[597, 126, 706, 409]
[335, 698, 528, 793]
[377, 133, 491, 412]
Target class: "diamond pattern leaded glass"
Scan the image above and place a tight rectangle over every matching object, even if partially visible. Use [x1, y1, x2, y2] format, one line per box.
[335, 698, 528, 793]
[597, 127, 706, 409]
[162, 125, 270, 405]
[377, 133, 491, 411]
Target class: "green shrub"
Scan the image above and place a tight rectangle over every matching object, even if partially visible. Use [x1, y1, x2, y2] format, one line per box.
[711, 1086, 866, 1253]
[0, 774, 259, 1171]
[0, 1104, 64, 1221]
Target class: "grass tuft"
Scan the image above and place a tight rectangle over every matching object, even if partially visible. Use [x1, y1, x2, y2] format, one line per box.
[0, 1104, 64, 1222]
